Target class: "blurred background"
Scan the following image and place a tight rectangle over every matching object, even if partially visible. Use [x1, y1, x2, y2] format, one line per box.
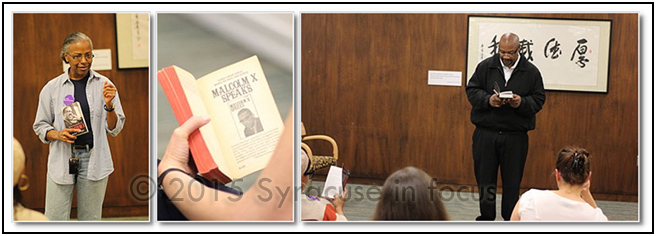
[156, 13, 294, 191]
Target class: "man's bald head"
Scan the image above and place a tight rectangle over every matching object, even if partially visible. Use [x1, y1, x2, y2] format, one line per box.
[500, 32, 519, 47]
[499, 32, 520, 67]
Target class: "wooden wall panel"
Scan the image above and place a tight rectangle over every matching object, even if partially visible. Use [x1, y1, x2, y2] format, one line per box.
[301, 13, 638, 201]
[13, 13, 149, 217]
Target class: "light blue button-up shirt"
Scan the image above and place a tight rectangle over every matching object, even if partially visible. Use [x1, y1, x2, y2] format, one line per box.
[33, 69, 125, 184]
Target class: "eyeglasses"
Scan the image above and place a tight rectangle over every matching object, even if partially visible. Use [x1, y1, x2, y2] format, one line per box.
[67, 53, 94, 61]
[499, 49, 518, 56]
[304, 171, 315, 179]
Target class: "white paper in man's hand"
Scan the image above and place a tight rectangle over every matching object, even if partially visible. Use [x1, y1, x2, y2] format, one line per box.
[321, 166, 343, 199]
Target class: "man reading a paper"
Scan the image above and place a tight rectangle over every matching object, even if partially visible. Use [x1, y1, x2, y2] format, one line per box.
[465, 32, 546, 221]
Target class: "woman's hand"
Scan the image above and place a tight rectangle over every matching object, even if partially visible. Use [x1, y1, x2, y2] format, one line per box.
[103, 81, 117, 108]
[48, 128, 81, 143]
[329, 188, 349, 215]
[158, 116, 211, 176]
[582, 171, 592, 193]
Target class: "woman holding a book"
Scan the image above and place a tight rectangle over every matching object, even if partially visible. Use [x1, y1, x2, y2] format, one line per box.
[32, 32, 125, 221]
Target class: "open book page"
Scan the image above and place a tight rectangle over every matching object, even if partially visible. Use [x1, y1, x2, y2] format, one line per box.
[172, 66, 229, 174]
[499, 91, 513, 99]
[196, 56, 284, 179]
[321, 166, 344, 199]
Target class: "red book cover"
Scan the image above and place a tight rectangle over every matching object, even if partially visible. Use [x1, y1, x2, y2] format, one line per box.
[157, 67, 231, 184]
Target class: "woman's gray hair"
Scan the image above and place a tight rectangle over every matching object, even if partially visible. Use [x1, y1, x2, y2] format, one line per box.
[60, 32, 93, 64]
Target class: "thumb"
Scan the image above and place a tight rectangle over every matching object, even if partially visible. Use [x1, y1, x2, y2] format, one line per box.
[176, 115, 211, 138]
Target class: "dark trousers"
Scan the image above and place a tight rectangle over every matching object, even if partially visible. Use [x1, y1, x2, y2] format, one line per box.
[472, 128, 528, 221]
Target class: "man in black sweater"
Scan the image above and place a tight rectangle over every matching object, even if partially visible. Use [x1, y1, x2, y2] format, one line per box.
[466, 32, 546, 221]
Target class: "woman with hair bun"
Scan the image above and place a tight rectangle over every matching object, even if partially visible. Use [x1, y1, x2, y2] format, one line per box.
[510, 147, 608, 221]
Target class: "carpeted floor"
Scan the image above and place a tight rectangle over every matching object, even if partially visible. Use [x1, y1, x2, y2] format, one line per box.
[306, 181, 639, 221]
[68, 216, 149, 221]
[95, 179, 638, 222]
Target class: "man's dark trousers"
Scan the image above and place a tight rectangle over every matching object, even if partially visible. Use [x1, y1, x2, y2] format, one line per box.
[472, 127, 529, 221]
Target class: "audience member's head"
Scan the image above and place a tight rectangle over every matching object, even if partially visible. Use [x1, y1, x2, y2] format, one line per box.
[373, 166, 449, 220]
[13, 137, 48, 221]
[13, 138, 26, 208]
[300, 149, 313, 191]
[555, 146, 591, 186]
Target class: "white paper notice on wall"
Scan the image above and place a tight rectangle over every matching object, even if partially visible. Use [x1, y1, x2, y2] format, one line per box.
[62, 49, 112, 72]
[428, 70, 462, 86]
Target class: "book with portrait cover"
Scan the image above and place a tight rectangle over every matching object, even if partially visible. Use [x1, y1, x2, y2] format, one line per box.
[157, 55, 284, 183]
[62, 101, 89, 136]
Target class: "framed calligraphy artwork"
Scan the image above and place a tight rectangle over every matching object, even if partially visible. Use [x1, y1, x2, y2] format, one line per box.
[467, 15, 612, 93]
[116, 13, 149, 69]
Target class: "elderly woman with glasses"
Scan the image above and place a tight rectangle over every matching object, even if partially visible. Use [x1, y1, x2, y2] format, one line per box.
[300, 150, 348, 221]
[33, 32, 125, 221]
